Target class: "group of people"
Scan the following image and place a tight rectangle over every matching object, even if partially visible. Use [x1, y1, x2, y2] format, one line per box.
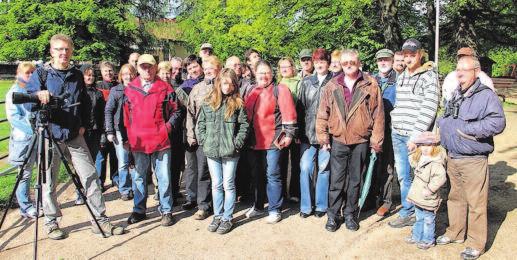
[6, 33, 506, 260]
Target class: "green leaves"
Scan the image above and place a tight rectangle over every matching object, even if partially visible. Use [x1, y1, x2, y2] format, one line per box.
[0, 0, 142, 62]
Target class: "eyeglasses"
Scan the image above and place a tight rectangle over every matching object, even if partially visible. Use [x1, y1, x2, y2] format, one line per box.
[52, 47, 71, 53]
[256, 72, 272, 76]
[300, 58, 312, 62]
[456, 67, 479, 72]
[341, 60, 358, 67]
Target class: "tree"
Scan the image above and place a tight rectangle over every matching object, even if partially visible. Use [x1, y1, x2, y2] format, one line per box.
[0, 0, 146, 63]
[377, 0, 403, 51]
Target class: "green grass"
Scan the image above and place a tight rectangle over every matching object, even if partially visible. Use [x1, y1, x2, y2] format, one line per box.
[0, 80, 69, 207]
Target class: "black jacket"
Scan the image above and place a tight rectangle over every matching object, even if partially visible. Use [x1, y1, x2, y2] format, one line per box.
[297, 73, 333, 144]
[84, 85, 105, 131]
[104, 83, 125, 135]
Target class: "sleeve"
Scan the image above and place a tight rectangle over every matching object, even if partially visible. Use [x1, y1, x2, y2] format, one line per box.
[24, 68, 43, 112]
[410, 73, 440, 142]
[166, 90, 185, 132]
[427, 163, 447, 193]
[462, 92, 506, 138]
[104, 88, 117, 134]
[234, 106, 250, 150]
[6, 88, 33, 135]
[78, 81, 89, 129]
[369, 82, 385, 152]
[121, 94, 130, 142]
[195, 106, 207, 145]
[97, 92, 106, 131]
[296, 81, 307, 140]
[277, 84, 297, 138]
[186, 86, 198, 144]
[315, 86, 331, 145]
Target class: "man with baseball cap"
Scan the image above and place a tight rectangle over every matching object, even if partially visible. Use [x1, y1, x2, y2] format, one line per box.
[298, 48, 314, 78]
[442, 47, 494, 103]
[122, 54, 184, 227]
[199, 43, 214, 60]
[372, 48, 397, 216]
[389, 38, 440, 228]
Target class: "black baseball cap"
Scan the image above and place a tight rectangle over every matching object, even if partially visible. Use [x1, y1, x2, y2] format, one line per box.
[401, 38, 422, 52]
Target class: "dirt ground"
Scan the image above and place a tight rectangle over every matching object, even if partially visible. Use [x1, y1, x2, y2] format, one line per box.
[0, 108, 515, 260]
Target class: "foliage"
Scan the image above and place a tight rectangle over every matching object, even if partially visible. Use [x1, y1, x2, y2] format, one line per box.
[488, 48, 517, 77]
[0, 0, 145, 63]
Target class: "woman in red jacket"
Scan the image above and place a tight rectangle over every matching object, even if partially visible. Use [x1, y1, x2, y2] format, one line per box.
[244, 61, 297, 224]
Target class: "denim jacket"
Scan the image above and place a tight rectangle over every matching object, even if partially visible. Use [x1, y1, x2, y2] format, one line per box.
[6, 83, 35, 166]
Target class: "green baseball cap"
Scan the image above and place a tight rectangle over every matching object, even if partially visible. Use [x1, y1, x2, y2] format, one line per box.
[299, 49, 313, 59]
[375, 49, 394, 60]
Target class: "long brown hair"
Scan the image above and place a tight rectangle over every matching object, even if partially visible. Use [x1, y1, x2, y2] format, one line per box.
[207, 68, 243, 120]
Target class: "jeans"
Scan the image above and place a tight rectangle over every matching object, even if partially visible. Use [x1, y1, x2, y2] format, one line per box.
[207, 156, 239, 221]
[299, 143, 330, 214]
[43, 135, 109, 226]
[132, 149, 173, 214]
[251, 149, 283, 213]
[392, 132, 414, 217]
[95, 141, 118, 186]
[15, 150, 36, 214]
[412, 206, 436, 244]
[113, 131, 133, 195]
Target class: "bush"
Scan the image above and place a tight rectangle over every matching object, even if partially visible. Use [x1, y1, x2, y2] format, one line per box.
[488, 48, 517, 77]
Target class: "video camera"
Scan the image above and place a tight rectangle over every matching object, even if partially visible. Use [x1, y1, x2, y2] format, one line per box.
[12, 92, 70, 109]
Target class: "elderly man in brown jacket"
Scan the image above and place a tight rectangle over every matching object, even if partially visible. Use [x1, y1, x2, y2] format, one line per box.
[316, 49, 384, 232]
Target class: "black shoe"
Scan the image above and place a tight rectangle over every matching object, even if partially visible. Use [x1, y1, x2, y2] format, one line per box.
[161, 213, 175, 226]
[325, 218, 340, 232]
[127, 212, 146, 225]
[299, 212, 311, 218]
[314, 211, 326, 218]
[344, 215, 359, 231]
[181, 201, 197, 210]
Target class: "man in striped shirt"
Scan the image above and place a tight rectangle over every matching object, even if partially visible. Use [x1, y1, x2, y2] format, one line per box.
[388, 38, 440, 228]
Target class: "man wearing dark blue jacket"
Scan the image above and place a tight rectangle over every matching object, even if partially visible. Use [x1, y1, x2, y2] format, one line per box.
[27, 34, 124, 240]
[436, 56, 506, 260]
[372, 48, 397, 217]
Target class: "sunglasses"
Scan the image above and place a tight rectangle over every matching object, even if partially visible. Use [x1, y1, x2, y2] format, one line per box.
[341, 60, 358, 67]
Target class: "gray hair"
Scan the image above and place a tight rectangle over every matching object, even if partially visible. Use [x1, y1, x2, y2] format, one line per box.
[340, 48, 361, 62]
[458, 55, 481, 69]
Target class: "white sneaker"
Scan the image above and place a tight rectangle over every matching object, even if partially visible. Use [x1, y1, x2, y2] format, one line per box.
[245, 207, 265, 219]
[266, 212, 281, 224]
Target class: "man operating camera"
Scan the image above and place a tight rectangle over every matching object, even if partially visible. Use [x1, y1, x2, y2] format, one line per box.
[26, 34, 124, 240]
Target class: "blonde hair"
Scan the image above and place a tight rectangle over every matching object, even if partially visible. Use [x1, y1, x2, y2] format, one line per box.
[158, 61, 172, 72]
[277, 57, 296, 80]
[331, 49, 342, 60]
[202, 56, 222, 71]
[410, 145, 443, 166]
[16, 62, 36, 84]
[207, 68, 243, 120]
[118, 63, 137, 83]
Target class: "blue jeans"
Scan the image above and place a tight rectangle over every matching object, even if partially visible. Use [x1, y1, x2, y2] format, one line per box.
[113, 131, 133, 195]
[16, 152, 36, 214]
[132, 149, 173, 214]
[299, 143, 330, 214]
[251, 149, 283, 213]
[207, 156, 239, 221]
[412, 206, 436, 243]
[392, 132, 414, 217]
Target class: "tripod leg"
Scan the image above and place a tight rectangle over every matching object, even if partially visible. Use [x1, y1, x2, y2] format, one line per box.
[0, 135, 38, 231]
[46, 130, 107, 238]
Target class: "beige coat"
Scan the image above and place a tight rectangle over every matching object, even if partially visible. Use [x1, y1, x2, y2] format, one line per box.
[407, 152, 447, 211]
[186, 80, 214, 145]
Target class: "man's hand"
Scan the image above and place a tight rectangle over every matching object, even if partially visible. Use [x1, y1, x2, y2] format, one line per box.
[322, 143, 331, 151]
[107, 134, 115, 143]
[79, 127, 85, 136]
[407, 142, 417, 152]
[279, 137, 292, 148]
[36, 90, 50, 104]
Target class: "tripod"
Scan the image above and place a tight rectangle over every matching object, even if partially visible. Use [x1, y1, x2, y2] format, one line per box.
[0, 113, 107, 260]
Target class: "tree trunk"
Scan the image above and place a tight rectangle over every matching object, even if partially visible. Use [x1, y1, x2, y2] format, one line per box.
[378, 0, 402, 51]
[454, 9, 478, 51]
[426, 0, 436, 61]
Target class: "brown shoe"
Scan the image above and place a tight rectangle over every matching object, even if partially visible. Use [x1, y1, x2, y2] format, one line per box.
[194, 210, 210, 220]
[376, 205, 390, 216]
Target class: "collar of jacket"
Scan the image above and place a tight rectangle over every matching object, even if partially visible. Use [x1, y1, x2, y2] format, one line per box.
[462, 78, 484, 97]
[308, 73, 332, 86]
[47, 64, 76, 81]
[404, 61, 435, 77]
[204, 78, 214, 85]
[127, 76, 167, 94]
[332, 72, 373, 122]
